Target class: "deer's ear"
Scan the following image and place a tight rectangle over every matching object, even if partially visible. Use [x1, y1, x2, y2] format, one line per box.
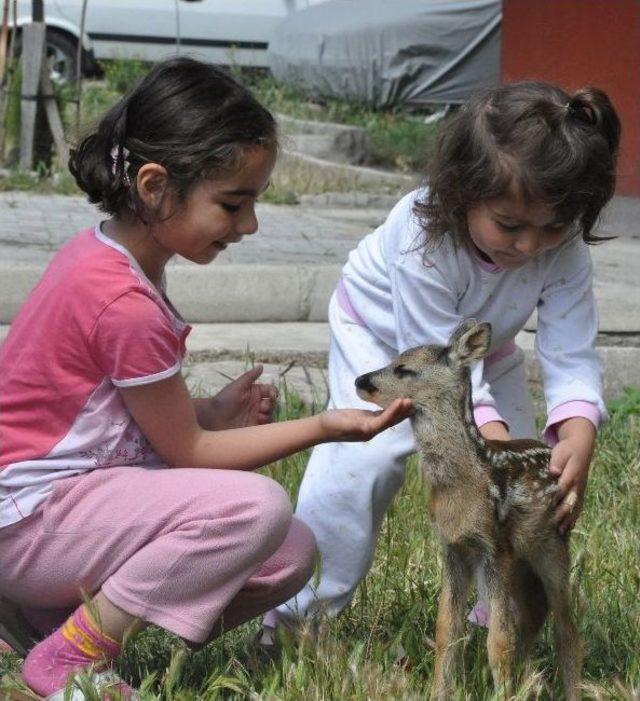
[449, 318, 478, 346]
[448, 321, 492, 365]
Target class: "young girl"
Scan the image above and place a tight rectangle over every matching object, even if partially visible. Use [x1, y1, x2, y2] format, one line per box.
[0, 57, 413, 698]
[266, 81, 621, 633]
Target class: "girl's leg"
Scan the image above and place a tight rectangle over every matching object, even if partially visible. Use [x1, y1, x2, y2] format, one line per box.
[21, 601, 134, 698]
[270, 296, 415, 626]
[205, 518, 316, 641]
[0, 467, 307, 646]
[20, 519, 315, 695]
[11, 519, 315, 649]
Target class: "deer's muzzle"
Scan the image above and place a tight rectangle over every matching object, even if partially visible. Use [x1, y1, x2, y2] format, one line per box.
[355, 372, 378, 400]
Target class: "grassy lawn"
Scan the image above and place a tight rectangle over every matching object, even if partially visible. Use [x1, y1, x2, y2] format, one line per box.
[1, 389, 638, 701]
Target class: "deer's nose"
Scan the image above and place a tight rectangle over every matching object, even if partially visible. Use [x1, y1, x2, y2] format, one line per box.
[355, 373, 377, 393]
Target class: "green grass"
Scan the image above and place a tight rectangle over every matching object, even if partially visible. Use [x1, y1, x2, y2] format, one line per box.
[0, 167, 80, 195]
[1, 389, 638, 700]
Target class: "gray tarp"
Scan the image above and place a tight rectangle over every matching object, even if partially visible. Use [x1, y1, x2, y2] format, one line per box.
[269, 0, 501, 108]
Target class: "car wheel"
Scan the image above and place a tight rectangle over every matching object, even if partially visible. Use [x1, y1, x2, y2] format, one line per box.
[45, 30, 78, 84]
[15, 29, 79, 84]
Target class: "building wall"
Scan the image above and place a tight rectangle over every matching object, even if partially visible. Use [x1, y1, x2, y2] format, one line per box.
[502, 0, 640, 196]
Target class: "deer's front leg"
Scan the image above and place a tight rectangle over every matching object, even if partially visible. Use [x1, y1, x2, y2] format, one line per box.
[431, 545, 473, 701]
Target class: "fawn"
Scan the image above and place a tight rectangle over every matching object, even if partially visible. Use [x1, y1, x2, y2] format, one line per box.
[355, 320, 582, 701]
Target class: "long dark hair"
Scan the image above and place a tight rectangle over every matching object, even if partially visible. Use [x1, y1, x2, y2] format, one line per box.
[69, 57, 278, 220]
[414, 81, 621, 252]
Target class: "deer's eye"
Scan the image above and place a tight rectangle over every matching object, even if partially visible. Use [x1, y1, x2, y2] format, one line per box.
[394, 365, 417, 378]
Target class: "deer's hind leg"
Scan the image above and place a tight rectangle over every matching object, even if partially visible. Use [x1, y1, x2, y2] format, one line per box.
[485, 552, 518, 699]
[529, 540, 582, 701]
[511, 560, 548, 659]
[431, 545, 474, 701]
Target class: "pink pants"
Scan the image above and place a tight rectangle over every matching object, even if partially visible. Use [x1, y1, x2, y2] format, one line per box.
[0, 467, 316, 644]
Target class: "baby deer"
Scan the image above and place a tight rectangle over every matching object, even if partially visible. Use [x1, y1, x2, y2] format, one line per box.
[355, 320, 582, 701]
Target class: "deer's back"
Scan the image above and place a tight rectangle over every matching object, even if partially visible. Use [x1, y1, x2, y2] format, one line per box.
[427, 438, 564, 556]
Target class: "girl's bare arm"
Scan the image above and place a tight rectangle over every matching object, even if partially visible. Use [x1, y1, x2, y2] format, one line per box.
[120, 372, 413, 471]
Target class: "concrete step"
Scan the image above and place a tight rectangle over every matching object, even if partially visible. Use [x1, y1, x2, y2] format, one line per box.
[277, 113, 370, 165]
[2, 323, 637, 405]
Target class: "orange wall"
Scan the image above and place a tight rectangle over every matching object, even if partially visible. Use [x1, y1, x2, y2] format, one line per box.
[502, 0, 640, 196]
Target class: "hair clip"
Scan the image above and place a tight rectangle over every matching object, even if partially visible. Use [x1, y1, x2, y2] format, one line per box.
[110, 145, 132, 185]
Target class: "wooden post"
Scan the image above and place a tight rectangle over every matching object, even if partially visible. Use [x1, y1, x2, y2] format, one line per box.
[0, 0, 10, 84]
[41, 70, 68, 166]
[19, 21, 46, 169]
[16, 1, 70, 170]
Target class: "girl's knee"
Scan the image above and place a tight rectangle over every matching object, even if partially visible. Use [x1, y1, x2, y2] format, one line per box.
[288, 518, 317, 586]
[246, 477, 293, 557]
[263, 518, 317, 599]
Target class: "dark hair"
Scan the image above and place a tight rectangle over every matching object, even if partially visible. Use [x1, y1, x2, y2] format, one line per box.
[414, 81, 621, 252]
[69, 57, 278, 220]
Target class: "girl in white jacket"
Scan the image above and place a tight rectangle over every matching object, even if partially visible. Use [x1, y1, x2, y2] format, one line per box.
[266, 80, 621, 631]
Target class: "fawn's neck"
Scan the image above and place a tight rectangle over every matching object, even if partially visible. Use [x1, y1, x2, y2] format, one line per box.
[412, 367, 490, 486]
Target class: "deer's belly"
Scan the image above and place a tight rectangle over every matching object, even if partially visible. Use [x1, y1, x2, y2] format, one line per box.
[428, 487, 493, 545]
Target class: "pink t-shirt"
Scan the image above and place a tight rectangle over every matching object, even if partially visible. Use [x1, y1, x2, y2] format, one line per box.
[0, 226, 191, 527]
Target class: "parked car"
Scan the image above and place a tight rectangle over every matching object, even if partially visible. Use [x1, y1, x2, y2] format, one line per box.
[269, 0, 501, 108]
[10, 0, 327, 82]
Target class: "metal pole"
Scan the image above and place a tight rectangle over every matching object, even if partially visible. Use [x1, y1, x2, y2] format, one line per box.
[175, 0, 181, 54]
[32, 0, 43, 22]
[75, 0, 88, 133]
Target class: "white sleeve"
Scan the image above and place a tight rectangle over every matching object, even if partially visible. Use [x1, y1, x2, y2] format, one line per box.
[535, 238, 607, 420]
[389, 253, 501, 420]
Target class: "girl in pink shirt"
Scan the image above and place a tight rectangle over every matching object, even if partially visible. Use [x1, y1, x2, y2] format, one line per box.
[0, 57, 412, 700]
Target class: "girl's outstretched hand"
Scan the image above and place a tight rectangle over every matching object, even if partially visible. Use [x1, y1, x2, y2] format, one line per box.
[320, 398, 414, 442]
[204, 365, 278, 430]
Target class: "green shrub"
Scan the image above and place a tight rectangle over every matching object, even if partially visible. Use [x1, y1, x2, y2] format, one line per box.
[104, 59, 151, 94]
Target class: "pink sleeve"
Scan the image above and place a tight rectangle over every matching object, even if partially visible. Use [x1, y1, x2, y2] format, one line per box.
[90, 291, 183, 386]
[474, 404, 509, 431]
[543, 400, 602, 446]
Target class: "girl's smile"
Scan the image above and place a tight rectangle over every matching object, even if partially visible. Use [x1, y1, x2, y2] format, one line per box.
[104, 146, 276, 286]
[158, 145, 276, 265]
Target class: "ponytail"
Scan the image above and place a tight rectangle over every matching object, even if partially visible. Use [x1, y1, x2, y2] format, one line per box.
[69, 98, 134, 217]
[565, 87, 621, 158]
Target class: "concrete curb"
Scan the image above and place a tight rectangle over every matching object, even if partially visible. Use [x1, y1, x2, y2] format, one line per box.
[1, 323, 638, 401]
[182, 328, 640, 403]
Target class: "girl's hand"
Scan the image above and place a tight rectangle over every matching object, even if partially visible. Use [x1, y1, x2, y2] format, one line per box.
[549, 417, 596, 534]
[479, 421, 511, 441]
[319, 398, 414, 442]
[202, 366, 278, 430]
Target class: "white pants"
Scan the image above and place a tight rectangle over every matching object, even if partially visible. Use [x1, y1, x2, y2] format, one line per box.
[273, 294, 536, 624]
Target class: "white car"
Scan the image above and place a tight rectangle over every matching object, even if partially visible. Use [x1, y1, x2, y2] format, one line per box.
[11, 0, 325, 82]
